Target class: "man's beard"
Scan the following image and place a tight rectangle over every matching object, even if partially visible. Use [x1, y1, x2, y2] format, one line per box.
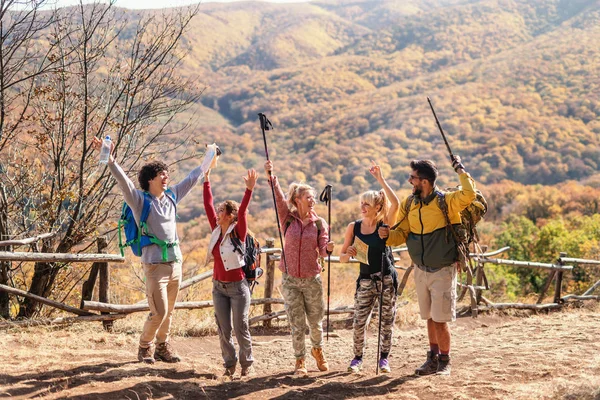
[412, 186, 422, 197]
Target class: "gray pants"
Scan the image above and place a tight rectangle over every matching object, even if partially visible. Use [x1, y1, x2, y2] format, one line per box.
[282, 273, 324, 359]
[212, 279, 253, 369]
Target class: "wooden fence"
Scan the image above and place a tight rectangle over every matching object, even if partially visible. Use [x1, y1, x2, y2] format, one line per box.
[0, 235, 599, 330]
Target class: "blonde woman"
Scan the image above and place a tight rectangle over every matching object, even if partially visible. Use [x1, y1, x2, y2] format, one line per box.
[339, 161, 399, 373]
[264, 160, 334, 376]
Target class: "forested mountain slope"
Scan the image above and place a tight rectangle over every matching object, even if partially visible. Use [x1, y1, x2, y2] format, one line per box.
[154, 0, 598, 221]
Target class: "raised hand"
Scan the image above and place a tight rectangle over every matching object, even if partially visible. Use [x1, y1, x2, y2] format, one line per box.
[451, 155, 465, 173]
[244, 168, 258, 190]
[264, 160, 273, 176]
[369, 160, 384, 182]
[91, 136, 114, 158]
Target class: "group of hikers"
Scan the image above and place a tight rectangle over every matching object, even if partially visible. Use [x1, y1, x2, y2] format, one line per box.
[91, 133, 476, 378]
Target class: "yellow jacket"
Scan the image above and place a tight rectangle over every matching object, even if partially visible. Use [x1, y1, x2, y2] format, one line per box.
[388, 173, 476, 268]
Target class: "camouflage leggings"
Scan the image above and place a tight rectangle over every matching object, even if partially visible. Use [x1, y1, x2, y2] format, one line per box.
[281, 273, 324, 359]
[353, 275, 397, 357]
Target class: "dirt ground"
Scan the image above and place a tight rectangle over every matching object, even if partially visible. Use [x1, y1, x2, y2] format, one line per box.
[0, 303, 599, 400]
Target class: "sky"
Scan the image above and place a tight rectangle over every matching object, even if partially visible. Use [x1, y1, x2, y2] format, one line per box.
[46, 0, 308, 10]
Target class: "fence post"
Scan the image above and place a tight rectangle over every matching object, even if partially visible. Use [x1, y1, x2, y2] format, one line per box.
[475, 245, 487, 305]
[80, 238, 105, 309]
[263, 238, 276, 328]
[97, 236, 112, 332]
[554, 252, 566, 304]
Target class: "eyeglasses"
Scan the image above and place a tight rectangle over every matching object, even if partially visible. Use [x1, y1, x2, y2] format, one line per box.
[408, 174, 423, 181]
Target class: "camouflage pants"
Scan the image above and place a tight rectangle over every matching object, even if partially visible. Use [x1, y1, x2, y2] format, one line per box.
[353, 275, 397, 357]
[281, 273, 324, 359]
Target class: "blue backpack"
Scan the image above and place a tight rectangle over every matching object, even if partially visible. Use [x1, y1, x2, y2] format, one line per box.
[118, 188, 178, 261]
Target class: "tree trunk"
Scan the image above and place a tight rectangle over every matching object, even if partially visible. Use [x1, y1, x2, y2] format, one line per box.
[18, 261, 60, 318]
[0, 184, 10, 318]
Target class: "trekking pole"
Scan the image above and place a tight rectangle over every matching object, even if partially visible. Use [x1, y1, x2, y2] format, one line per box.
[376, 224, 388, 376]
[258, 113, 288, 273]
[427, 97, 455, 162]
[319, 184, 333, 341]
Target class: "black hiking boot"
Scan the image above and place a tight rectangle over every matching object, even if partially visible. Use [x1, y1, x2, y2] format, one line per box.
[436, 354, 451, 375]
[138, 345, 156, 364]
[415, 351, 439, 376]
[155, 342, 181, 363]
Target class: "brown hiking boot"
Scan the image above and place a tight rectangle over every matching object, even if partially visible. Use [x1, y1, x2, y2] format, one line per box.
[138, 345, 155, 364]
[223, 366, 236, 377]
[294, 358, 308, 376]
[241, 365, 254, 377]
[155, 342, 181, 363]
[415, 351, 439, 376]
[311, 347, 329, 371]
[436, 354, 451, 375]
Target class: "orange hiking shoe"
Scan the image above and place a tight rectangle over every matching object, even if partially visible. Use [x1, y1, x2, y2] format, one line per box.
[311, 347, 329, 371]
[294, 358, 308, 376]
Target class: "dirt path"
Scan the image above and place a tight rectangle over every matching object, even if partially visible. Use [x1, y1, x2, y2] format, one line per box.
[0, 304, 599, 399]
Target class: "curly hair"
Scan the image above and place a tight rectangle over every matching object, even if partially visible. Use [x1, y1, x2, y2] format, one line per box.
[138, 161, 169, 191]
[219, 200, 240, 222]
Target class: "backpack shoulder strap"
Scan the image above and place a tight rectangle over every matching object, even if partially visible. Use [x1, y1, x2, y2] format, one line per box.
[229, 224, 244, 255]
[436, 190, 452, 228]
[140, 192, 153, 227]
[404, 195, 413, 216]
[315, 218, 323, 234]
[283, 214, 295, 236]
[391, 195, 414, 230]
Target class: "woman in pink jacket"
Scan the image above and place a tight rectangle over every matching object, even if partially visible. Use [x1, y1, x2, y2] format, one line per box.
[264, 160, 335, 376]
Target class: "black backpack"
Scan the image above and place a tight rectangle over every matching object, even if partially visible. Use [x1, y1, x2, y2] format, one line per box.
[230, 230, 263, 293]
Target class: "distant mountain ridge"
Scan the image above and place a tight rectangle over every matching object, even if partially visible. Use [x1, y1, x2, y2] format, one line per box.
[158, 0, 599, 209]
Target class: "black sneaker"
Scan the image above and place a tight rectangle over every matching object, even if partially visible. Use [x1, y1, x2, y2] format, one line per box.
[436, 354, 451, 375]
[415, 351, 439, 376]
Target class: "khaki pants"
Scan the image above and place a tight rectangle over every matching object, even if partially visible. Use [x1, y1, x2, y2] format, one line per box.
[139, 262, 182, 348]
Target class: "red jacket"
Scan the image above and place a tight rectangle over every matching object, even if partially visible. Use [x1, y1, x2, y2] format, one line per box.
[204, 181, 252, 282]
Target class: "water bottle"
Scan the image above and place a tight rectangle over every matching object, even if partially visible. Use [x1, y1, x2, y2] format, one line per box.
[99, 135, 111, 164]
[201, 143, 221, 174]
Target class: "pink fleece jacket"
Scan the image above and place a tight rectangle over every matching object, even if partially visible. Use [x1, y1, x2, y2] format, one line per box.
[271, 176, 329, 278]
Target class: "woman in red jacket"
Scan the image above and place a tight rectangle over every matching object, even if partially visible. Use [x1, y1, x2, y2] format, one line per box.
[264, 160, 334, 376]
[203, 166, 258, 378]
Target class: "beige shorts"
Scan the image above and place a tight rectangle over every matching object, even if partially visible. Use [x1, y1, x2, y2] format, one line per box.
[414, 264, 457, 323]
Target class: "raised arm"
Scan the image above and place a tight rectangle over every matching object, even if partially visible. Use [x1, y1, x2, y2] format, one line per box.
[234, 169, 258, 242]
[446, 155, 476, 214]
[369, 160, 399, 225]
[264, 160, 291, 225]
[91, 136, 143, 210]
[203, 169, 217, 230]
